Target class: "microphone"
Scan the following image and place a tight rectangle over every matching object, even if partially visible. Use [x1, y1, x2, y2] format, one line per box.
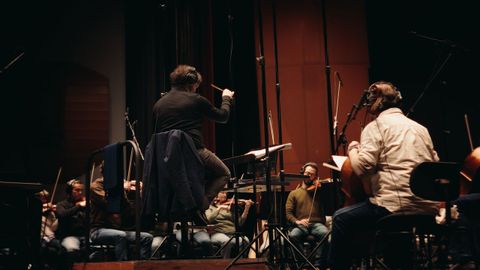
[357, 90, 369, 109]
[335, 71, 343, 86]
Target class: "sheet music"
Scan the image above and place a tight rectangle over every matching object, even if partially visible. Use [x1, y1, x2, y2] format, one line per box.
[322, 155, 348, 171]
[245, 143, 292, 160]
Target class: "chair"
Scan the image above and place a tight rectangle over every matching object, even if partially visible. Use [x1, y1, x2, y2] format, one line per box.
[142, 130, 207, 259]
[373, 161, 461, 269]
[374, 212, 438, 269]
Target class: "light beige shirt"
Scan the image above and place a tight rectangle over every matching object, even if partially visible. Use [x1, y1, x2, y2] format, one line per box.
[349, 108, 440, 213]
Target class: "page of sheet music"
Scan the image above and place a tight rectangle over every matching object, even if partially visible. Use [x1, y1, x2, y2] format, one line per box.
[322, 155, 348, 171]
[245, 143, 292, 159]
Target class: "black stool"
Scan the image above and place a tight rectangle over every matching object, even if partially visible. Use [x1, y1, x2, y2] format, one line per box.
[374, 212, 438, 269]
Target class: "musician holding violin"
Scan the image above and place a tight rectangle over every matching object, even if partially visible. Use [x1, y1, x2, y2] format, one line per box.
[285, 162, 329, 268]
[328, 81, 441, 269]
[206, 191, 254, 258]
[55, 179, 87, 259]
[36, 189, 58, 243]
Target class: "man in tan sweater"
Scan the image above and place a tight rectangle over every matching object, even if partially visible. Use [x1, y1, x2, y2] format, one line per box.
[285, 162, 329, 267]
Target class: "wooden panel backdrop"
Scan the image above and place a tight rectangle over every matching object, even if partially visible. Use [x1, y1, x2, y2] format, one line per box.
[256, 0, 370, 188]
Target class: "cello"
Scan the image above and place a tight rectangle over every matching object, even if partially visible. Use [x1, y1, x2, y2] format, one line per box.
[459, 114, 480, 195]
[340, 158, 372, 206]
[459, 147, 480, 195]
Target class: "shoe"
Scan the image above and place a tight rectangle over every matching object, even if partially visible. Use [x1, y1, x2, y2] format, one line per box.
[190, 209, 208, 226]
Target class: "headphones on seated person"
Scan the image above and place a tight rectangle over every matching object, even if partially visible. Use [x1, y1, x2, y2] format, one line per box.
[366, 81, 403, 114]
[66, 179, 81, 194]
[300, 162, 319, 175]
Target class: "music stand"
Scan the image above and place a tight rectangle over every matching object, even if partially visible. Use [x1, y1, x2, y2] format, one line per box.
[410, 161, 461, 267]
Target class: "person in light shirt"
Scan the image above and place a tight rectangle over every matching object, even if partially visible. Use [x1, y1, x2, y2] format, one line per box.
[328, 81, 440, 269]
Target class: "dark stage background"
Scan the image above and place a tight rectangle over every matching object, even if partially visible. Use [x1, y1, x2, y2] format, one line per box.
[0, 0, 478, 202]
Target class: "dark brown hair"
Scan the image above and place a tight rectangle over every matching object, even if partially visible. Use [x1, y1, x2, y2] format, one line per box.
[169, 65, 202, 88]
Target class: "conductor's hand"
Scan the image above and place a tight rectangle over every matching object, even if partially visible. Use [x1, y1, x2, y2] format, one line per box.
[222, 88, 235, 99]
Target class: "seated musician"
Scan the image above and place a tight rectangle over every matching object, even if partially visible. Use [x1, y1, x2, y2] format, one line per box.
[55, 179, 86, 262]
[35, 189, 67, 269]
[328, 81, 440, 269]
[174, 221, 213, 258]
[285, 162, 329, 268]
[90, 163, 153, 261]
[206, 191, 254, 258]
[449, 193, 480, 269]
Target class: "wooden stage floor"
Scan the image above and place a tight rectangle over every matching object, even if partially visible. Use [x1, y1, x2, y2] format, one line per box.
[73, 258, 269, 270]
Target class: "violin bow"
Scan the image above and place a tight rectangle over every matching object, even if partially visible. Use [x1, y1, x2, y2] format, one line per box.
[464, 114, 474, 151]
[307, 179, 320, 222]
[126, 148, 134, 182]
[50, 166, 62, 205]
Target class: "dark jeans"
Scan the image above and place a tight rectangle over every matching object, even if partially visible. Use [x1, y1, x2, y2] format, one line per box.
[450, 193, 480, 263]
[198, 148, 231, 209]
[328, 201, 390, 269]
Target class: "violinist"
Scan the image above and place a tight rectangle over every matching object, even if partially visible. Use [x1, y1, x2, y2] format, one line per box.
[56, 179, 87, 260]
[285, 162, 329, 268]
[36, 189, 58, 243]
[206, 191, 254, 258]
[328, 81, 440, 269]
[35, 189, 68, 269]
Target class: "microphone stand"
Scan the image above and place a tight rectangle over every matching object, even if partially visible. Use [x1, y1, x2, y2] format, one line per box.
[0, 51, 25, 75]
[333, 72, 343, 144]
[125, 109, 145, 161]
[226, 2, 316, 269]
[406, 31, 463, 117]
[335, 91, 368, 154]
[319, 0, 343, 213]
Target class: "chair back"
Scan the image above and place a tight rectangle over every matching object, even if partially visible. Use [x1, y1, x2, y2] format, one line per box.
[410, 161, 461, 202]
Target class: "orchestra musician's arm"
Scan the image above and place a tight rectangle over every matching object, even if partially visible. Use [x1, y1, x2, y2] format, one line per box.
[347, 122, 383, 177]
[200, 89, 234, 123]
[205, 206, 220, 224]
[238, 199, 254, 226]
[285, 192, 305, 225]
[56, 200, 83, 218]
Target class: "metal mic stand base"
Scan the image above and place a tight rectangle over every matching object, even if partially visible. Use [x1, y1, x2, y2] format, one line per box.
[224, 223, 318, 270]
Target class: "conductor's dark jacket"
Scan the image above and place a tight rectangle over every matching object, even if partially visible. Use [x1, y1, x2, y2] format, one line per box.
[142, 130, 205, 221]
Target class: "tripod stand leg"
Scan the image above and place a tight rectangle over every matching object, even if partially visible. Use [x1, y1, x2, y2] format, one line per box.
[297, 231, 331, 269]
[150, 235, 169, 259]
[214, 233, 237, 257]
[225, 228, 268, 270]
[274, 227, 317, 269]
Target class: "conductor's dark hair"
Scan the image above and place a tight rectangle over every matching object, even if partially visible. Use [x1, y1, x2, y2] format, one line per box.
[170, 65, 203, 88]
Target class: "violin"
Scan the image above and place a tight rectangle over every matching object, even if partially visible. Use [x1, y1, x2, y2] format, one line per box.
[215, 198, 255, 211]
[75, 196, 87, 207]
[306, 177, 334, 191]
[42, 202, 57, 213]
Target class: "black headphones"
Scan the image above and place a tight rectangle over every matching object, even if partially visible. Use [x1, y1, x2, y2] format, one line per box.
[367, 82, 402, 113]
[300, 162, 319, 175]
[184, 67, 199, 85]
[66, 179, 81, 194]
